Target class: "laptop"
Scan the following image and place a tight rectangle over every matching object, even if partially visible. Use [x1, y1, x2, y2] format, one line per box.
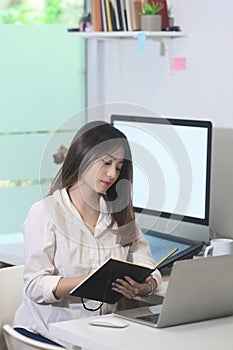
[115, 254, 233, 328]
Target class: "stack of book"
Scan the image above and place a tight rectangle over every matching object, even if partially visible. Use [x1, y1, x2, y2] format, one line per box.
[91, 0, 142, 32]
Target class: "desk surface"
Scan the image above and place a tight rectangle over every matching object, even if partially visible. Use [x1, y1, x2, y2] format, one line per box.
[49, 314, 233, 350]
[0, 233, 24, 265]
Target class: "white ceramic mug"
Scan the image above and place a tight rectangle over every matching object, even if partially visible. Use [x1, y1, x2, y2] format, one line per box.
[204, 238, 233, 257]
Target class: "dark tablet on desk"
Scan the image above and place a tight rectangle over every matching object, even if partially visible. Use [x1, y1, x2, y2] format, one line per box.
[142, 229, 204, 274]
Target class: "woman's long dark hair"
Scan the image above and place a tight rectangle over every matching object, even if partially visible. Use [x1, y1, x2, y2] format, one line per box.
[49, 121, 135, 227]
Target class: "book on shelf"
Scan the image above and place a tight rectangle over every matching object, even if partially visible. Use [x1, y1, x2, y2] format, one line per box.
[111, 0, 121, 31]
[109, 0, 118, 31]
[101, 0, 108, 31]
[125, 0, 140, 31]
[125, 0, 132, 31]
[104, 0, 113, 31]
[90, 0, 142, 32]
[117, 0, 126, 31]
[91, 0, 103, 32]
[133, 0, 142, 31]
[70, 248, 177, 304]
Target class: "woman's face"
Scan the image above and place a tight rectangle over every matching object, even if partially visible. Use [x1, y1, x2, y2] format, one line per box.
[79, 147, 125, 194]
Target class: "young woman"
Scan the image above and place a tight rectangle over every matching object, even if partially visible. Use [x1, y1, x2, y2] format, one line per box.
[14, 121, 161, 347]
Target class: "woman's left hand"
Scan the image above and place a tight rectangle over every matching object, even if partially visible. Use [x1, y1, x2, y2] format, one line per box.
[111, 275, 157, 299]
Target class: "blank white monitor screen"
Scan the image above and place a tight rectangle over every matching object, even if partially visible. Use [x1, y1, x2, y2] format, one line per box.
[111, 115, 212, 226]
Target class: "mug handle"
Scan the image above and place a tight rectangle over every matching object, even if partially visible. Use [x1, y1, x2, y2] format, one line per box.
[204, 245, 213, 257]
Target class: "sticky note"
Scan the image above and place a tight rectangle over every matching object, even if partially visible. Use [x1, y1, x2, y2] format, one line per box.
[137, 32, 146, 52]
[172, 57, 186, 71]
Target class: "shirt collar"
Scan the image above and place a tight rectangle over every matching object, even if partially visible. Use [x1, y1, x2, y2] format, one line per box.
[54, 188, 112, 229]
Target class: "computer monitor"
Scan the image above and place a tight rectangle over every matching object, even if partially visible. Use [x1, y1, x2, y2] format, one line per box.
[111, 115, 212, 243]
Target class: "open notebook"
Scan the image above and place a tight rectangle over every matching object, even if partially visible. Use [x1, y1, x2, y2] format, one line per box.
[115, 254, 233, 328]
[70, 248, 177, 304]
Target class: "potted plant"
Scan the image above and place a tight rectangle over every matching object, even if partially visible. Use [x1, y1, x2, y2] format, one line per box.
[141, 1, 164, 31]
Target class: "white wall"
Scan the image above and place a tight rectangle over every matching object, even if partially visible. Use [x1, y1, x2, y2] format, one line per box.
[86, 0, 233, 239]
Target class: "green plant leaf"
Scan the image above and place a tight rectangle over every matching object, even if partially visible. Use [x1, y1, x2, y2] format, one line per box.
[142, 1, 164, 15]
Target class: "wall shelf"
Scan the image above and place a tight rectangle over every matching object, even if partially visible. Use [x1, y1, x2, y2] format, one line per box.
[68, 30, 186, 77]
[68, 31, 185, 39]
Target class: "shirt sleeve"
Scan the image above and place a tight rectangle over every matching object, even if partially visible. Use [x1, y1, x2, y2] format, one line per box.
[127, 224, 162, 290]
[22, 201, 62, 304]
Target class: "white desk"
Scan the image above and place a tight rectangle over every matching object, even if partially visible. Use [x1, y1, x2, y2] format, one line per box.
[0, 233, 24, 265]
[49, 314, 233, 350]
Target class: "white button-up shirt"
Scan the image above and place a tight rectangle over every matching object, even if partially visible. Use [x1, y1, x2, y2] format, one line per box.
[14, 189, 161, 340]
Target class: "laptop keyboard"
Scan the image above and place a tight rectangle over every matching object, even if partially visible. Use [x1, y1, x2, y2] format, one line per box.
[135, 313, 160, 323]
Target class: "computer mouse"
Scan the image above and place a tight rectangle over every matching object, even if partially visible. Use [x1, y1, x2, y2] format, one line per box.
[89, 315, 129, 328]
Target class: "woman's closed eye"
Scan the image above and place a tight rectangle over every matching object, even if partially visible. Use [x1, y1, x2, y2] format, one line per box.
[102, 159, 123, 172]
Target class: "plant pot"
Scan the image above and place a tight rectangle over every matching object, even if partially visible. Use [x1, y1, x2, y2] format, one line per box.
[141, 14, 162, 31]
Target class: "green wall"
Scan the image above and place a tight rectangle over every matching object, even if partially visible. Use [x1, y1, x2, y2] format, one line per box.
[0, 25, 86, 234]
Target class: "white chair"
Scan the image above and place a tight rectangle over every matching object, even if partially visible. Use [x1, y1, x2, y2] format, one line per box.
[0, 266, 70, 350]
[0, 265, 24, 350]
[3, 324, 64, 350]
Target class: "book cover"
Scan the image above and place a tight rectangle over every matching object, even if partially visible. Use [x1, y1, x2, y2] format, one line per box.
[116, 0, 124, 30]
[91, 0, 104, 32]
[122, 0, 129, 31]
[118, 0, 127, 31]
[133, 0, 142, 30]
[111, 0, 121, 31]
[125, 0, 132, 31]
[70, 248, 177, 304]
[129, 0, 137, 31]
[109, 0, 117, 31]
[105, 0, 113, 31]
[101, 0, 108, 31]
